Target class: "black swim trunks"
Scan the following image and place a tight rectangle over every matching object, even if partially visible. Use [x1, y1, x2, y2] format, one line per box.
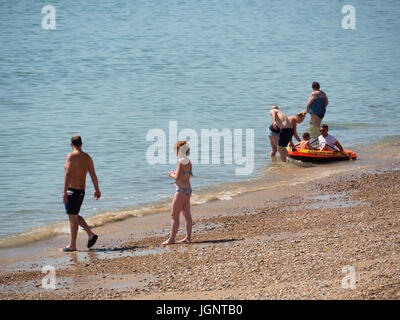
[64, 188, 85, 215]
[278, 128, 294, 147]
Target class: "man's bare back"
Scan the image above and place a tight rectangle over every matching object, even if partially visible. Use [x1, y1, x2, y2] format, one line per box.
[270, 108, 293, 129]
[62, 136, 101, 252]
[63, 142, 100, 204]
[65, 151, 91, 190]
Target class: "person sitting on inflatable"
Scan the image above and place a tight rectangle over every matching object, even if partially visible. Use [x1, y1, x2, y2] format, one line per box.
[294, 132, 317, 150]
[318, 124, 344, 152]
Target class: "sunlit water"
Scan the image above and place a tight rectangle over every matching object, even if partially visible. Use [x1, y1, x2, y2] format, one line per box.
[0, 0, 399, 243]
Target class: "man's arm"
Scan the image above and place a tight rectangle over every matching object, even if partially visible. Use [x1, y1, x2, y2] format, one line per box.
[320, 144, 329, 151]
[63, 154, 72, 203]
[270, 110, 277, 127]
[88, 156, 101, 200]
[334, 140, 344, 152]
[321, 91, 329, 107]
[306, 93, 315, 112]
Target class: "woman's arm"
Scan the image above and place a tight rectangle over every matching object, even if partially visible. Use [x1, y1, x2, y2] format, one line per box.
[169, 161, 182, 180]
[306, 93, 315, 111]
[270, 109, 277, 127]
[292, 119, 301, 142]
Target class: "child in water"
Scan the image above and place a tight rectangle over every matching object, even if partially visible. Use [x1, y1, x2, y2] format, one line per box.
[162, 140, 193, 245]
[294, 132, 317, 150]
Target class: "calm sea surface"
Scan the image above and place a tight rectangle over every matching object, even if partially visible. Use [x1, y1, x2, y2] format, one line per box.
[1, 0, 399, 242]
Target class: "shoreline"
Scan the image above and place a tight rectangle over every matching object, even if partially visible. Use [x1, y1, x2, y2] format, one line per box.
[0, 137, 396, 249]
[1, 145, 400, 299]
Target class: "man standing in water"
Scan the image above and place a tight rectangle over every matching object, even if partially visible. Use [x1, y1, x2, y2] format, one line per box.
[306, 82, 329, 127]
[63, 135, 101, 252]
[269, 105, 294, 162]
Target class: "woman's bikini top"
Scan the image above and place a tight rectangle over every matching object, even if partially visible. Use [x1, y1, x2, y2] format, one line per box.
[182, 170, 193, 176]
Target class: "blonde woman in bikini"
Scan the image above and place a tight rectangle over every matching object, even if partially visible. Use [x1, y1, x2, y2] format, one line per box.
[162, 140, 193, 245]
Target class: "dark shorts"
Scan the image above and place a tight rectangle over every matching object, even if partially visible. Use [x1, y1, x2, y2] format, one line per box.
[278, 128, 294, 147]
[64, 188, 85, 215]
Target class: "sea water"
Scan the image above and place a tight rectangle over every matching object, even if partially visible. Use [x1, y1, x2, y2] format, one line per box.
[0, 0, 399, 245]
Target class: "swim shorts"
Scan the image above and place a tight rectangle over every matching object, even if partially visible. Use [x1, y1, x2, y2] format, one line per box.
[268, 128, 280, 137]
[64, 188, 85, 215]
[267, 124, 280, 137]
[278, 128, 294, 147]
[309, 97, 327, 118]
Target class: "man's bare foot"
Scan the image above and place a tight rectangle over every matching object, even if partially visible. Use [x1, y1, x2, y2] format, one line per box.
[162, 239, 175, 245]
[177, 238, 191, 243]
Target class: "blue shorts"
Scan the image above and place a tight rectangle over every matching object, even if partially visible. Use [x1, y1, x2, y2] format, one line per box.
[268, 128, 280, 137]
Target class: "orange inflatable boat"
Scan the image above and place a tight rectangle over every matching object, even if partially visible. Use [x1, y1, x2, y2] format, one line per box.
[287, 147, 357, 162]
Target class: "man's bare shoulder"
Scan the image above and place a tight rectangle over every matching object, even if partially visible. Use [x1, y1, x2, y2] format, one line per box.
[82, 152, 93, 161]
[66, 152, 74, 160]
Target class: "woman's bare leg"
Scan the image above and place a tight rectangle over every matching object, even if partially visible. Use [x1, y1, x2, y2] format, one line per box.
[162, 193, 184, 245]
[178, 196, 192, 243]
[310, 114, 323, 127]
[268, 136, 279, 159]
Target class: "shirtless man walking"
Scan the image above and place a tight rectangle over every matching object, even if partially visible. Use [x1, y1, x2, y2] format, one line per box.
[63, 135, 101, 252]
[269, 105, 294, 162]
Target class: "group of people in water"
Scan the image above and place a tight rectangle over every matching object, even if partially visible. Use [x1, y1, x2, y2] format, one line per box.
[62, 81, 345, 251]
[268, 81, 344, 162]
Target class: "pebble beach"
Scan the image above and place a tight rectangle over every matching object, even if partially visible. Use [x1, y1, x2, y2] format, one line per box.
[1, 156, 399, 300]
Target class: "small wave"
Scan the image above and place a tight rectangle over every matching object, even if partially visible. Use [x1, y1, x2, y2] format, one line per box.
[327, 122, 387, 129]
[0, 205, 168, 248]
[2, 136, 398, 248]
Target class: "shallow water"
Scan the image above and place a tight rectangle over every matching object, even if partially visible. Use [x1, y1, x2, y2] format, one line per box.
[1, 1, 400, 244]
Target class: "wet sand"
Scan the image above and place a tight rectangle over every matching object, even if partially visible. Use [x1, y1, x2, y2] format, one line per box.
[1, 147, 400, 300]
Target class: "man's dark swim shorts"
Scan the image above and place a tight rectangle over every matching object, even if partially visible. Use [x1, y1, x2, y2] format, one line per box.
[278, 128, 294, 147]
[64, 188, 85, 215]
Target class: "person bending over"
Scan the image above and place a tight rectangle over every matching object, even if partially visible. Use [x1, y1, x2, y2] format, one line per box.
[269, 105, 294, 162]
